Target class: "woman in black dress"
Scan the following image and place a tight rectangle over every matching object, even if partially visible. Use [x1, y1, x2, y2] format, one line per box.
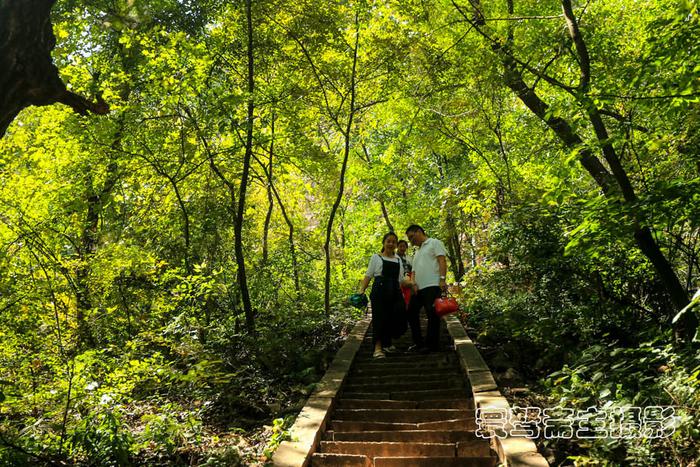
[358, 232, 409, 358]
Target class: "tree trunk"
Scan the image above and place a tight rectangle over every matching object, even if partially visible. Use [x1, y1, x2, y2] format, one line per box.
[235, 0, 255, 333]
[75, 117, 123, 346]
[379, 199, 395, 232]
[270, 182, 300, 295]
[446, 214, 466, 281]
[261, 111, 275, 265]
[0, 0, 107, 137]
[323, 12, 360, 315]
[167, 175, 192, 274]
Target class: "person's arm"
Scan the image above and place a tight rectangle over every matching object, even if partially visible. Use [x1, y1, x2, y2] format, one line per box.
[359, 255, 378, 293]
[358, 275, 371, 294]
[432, 239, 449, 291]
[437, 255, 447, 291]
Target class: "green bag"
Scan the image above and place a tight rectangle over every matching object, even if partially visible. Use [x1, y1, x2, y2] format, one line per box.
[349, 293, 368, 309]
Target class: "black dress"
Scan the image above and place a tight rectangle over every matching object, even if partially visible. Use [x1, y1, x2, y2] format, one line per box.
[370, 256, 407, 346]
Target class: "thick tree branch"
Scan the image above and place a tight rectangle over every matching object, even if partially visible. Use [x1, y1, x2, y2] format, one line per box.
[0, 0, 108, 137]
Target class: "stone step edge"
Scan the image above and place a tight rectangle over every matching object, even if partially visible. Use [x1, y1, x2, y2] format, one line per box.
[325, 429, 481, 442]
[443, 314, 549, 467]
[336, 399, 473, 409]
[272, 316, 372, 467]
[310, 453, 497, 467]
[318, 440, 481, 457]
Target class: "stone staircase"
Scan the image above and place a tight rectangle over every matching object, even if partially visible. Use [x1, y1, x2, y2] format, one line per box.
[310, 320, 499, 467]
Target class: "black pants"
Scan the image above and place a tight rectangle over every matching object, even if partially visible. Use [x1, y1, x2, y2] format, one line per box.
[370, 280, 404, 347]
[407, 286, 442, 349]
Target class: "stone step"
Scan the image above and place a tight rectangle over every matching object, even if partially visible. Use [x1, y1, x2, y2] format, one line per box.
[319, 441, 455, 457]
[311, 453, 370, 466]
[332, 409, 474, 423]
[352, 363, 461, 373]
[346, 373, 465, 384]
[354, 354, 455, 364]
[329, 418, 477, 433]
[351, 367, 459, 377]
[341, 388, 468, 401]
[343, 380, 465, 393]
[308, 319, 500, 467]
[336, 399, 472, 410]
[358, 341, 454, 348]
[355, 353, 457, 362]
[374, 457, 498, 467]
[326, 430, 481, 445]
[360, 338, 453, 344]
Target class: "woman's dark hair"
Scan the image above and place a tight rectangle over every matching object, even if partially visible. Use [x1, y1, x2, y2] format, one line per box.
[380, 232, 398, 252]
[397, 240, 408, 247]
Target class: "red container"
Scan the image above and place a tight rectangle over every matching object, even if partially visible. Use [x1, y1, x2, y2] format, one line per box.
[434, 296, 459, 317]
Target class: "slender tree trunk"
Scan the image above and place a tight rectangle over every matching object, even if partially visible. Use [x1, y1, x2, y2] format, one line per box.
[76, 176, 98, 346]
[235, 0, 255, 333]
[75, 118, 123, 346]
[261, 174, 273, 265]
[187, 107, 252, 325]
[257, 109, 300, 295]
[262, 115, 275, 265]
[446, 213, 465, 281]
[323, 12, 360, 315]
[379, 199, 395, 232]
[270, 182, 300, 295]
[166, 175, 192, 274]
[339, 219, 347, 267]
[261, 111, 275, 265]
[469, 234, 478, 268]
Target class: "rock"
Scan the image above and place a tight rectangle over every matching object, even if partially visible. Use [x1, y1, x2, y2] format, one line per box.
[267, 402, 282, 413]
[504, 368, 521, 381]
[490, 350, 513, 370]
[476, 331, 498, 346]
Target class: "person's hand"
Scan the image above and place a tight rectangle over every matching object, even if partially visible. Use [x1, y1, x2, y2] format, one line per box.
[439, 278, 447, 292]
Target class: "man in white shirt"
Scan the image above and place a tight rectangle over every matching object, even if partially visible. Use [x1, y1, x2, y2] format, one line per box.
[406, 224, 448, 352]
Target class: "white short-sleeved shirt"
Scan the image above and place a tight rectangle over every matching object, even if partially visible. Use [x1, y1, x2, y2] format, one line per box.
[413, 237, 447, 290]
[364, 254, 404, 279]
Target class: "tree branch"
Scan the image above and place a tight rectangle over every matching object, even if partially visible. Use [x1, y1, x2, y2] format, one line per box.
[561, 0, 590, 91]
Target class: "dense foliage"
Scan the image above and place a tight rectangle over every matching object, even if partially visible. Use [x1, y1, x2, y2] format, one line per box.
[1, 0, 698, 465]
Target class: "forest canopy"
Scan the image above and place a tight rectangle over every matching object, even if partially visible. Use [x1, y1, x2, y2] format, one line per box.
[0, 0, 699, 465]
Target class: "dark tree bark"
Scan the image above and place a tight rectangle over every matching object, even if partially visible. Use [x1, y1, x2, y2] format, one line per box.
[269, 178, 301, 295]
[445, 213, 466, 281]
[379, 199, 395, 233]
[75, 158, 119, 347]
[360, 143, 395, 233]
[323, 12, 359, 315]
[235, 0, 255, 333]
[261, 111, 275, 265]
[75, 101, 127, 347]
[0, 0, 108, 138]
